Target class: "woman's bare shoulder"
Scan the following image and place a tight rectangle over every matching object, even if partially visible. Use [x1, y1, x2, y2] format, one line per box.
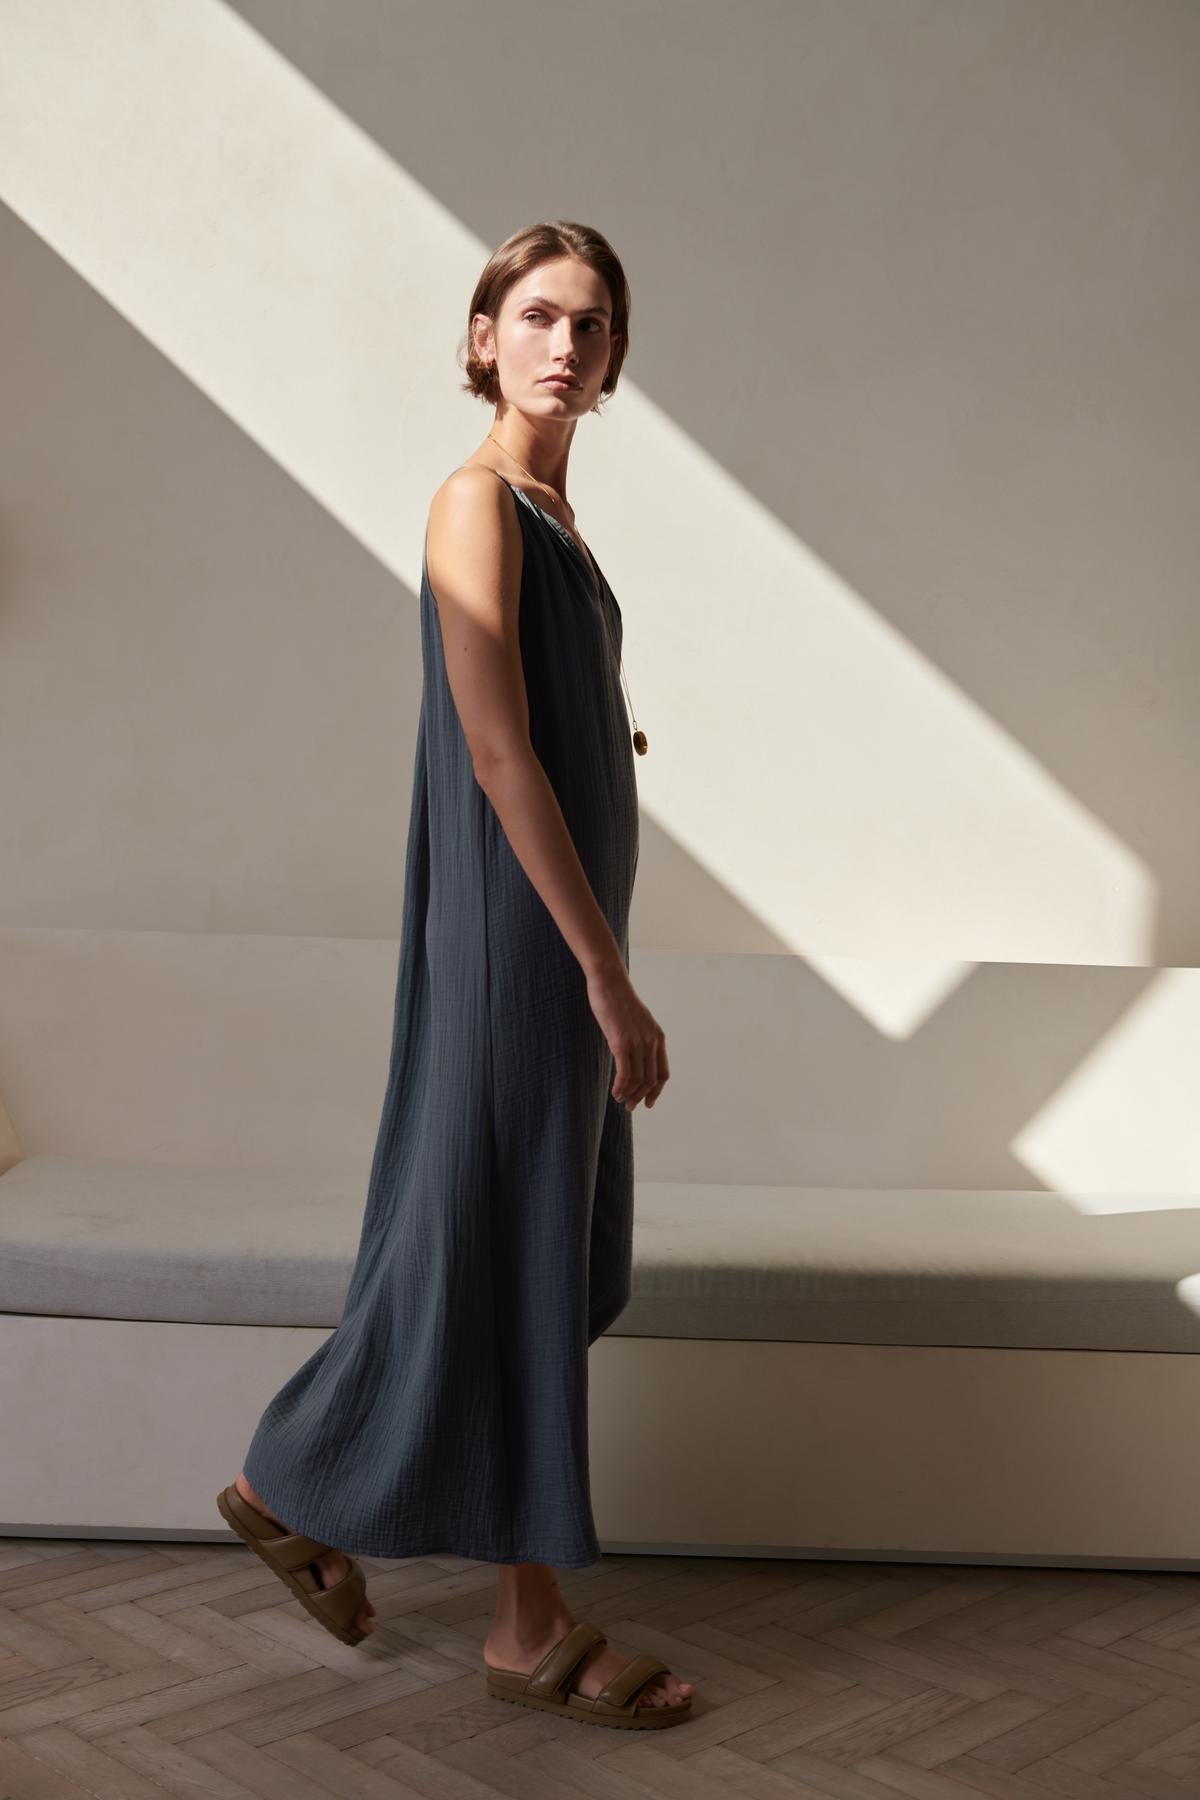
[429, 462, 509, 519]
[425, 465, 522, 602]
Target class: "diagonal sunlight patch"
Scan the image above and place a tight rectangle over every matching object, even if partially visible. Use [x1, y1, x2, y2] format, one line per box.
[1013, 968, 1200, 1203]
[0, 0, 1155, 1039]
[805, 954, 975, 1040]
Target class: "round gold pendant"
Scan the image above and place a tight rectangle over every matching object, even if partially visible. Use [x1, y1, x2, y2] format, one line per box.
[633, 729, 648, 755]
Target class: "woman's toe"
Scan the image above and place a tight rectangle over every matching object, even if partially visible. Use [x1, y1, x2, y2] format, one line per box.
[640, 1676, 678, 1707]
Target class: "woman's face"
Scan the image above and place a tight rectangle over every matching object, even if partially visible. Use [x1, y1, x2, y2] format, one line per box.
[482, 257, 619, 415]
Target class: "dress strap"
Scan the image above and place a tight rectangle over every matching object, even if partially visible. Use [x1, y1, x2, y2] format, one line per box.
[455, 463, 512, 490]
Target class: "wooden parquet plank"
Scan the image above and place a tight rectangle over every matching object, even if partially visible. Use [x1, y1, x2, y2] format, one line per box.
[0, 1723, 175, 1798]
[3, 1536, 1200, 1800]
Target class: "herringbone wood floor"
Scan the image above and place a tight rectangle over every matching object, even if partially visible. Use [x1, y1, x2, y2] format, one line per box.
[3, 1536, 1200, 1798]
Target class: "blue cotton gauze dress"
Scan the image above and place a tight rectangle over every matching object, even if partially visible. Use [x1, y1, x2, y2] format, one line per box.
[242, 472, 640, 1570]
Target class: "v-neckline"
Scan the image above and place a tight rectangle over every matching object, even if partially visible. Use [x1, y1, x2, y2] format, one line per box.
[502, 479, 604, 607]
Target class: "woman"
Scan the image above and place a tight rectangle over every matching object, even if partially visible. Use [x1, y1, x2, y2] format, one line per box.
[217, 221, 693, 1727]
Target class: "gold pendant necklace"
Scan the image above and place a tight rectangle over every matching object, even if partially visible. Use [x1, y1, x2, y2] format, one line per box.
[487, 431, 648, 755]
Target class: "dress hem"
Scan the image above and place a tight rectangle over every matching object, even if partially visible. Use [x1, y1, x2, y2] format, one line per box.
[236, 1457, 600, 1570]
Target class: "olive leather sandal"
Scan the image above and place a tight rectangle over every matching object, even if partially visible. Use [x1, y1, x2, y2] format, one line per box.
[216, 1485, 369, 1646]
[484, 1619, 692, 1728]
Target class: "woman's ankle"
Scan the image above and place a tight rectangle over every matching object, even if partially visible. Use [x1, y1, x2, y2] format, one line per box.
[490, 1562, 574, 1647]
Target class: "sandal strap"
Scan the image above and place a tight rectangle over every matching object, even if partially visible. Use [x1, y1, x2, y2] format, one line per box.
[306, 1558, 366, 1633]
[526, 1621, 606, 1700]
[269, 1529, 338, 1573]
[223, 1487, 331, 1571]
[594, 1652, 669, 1710]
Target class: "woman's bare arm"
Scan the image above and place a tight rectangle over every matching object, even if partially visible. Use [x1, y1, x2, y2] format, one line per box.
[424, 466, 624, 982]
[424, 467, 669, 1110]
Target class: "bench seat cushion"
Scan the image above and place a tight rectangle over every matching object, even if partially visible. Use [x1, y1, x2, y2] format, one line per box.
[2, 1154, 1198, 1352]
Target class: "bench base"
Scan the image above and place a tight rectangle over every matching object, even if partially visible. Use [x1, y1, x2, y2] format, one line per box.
[5, 1315, 1197, 1567]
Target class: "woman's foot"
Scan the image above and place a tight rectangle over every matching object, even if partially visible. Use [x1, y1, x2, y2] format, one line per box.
[233, 1472, 377, 1637]
[484, 1566, 694, 1711]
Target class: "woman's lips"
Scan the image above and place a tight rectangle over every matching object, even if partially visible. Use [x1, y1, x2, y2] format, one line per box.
[541, 377, 578, 389]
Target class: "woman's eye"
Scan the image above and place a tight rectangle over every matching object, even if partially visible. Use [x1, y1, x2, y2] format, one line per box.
[523, 311, 602, 332]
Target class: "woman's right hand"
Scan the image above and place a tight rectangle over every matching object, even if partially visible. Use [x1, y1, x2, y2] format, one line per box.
[586, 962, 670, 1112]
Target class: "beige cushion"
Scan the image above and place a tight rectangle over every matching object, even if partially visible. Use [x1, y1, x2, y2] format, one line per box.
[3, 1154, 1199, 1352]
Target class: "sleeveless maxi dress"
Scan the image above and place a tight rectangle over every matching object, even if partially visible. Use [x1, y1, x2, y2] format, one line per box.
[241, 472, 640, 1570]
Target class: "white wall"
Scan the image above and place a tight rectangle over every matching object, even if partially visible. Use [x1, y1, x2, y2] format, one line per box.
[2, 0, 1197, 1193]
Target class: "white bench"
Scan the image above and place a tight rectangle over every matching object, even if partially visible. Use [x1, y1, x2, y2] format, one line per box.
[5, 1146, 1200, 1568]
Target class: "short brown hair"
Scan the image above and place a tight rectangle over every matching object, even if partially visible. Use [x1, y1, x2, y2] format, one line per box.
[460, 220, 630, 415]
